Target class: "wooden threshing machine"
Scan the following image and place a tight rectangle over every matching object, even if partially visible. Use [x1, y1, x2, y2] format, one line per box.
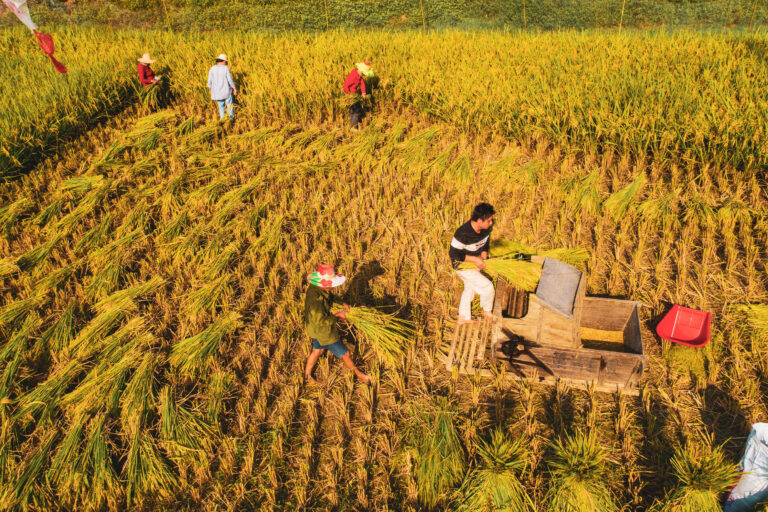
[444, 257, 647, 394]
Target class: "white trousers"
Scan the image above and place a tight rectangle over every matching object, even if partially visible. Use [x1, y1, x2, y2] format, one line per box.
[455, 269, 494, 320]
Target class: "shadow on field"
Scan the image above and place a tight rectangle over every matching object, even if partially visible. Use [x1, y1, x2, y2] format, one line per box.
[701, 384, 751, 457]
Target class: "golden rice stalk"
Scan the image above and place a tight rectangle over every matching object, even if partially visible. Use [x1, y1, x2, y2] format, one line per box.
[734, 304, 768, 339]
[457, 429, 534, 511]
[649, 434, 739, 512]
[168, 311, 241, 376]
[0, 258, 20, 279]
[13, 361, 84, 425]
[603, 172, 647, 221]
[545, 431, 620, 512]
[5, 431, 60, 507]
[120, 352, 157, 438]
[159, 386, 217, 465]
[0, 293, 45, 330]
[458, 258, 542, 292]
[124, 432, 177, 506]
[331, 305, 414, 366]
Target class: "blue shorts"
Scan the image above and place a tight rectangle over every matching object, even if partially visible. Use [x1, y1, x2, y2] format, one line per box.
[312, 338, 348, 358]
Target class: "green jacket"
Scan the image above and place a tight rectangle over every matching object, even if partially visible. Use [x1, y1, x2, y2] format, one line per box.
[304, 285, 342, 345]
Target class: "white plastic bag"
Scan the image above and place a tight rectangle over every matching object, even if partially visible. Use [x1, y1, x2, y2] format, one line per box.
[2, 0, 38, 31]
[724, 423, 768, 512]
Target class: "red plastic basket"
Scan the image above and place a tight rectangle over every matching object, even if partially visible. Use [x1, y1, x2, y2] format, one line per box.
[655, 304, 711, 348]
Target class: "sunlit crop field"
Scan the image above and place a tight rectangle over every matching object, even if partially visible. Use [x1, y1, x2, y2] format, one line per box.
[0, 27, 767, 511]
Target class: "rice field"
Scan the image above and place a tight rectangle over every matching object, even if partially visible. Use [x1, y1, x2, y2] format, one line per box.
[1, 26, 767, 511]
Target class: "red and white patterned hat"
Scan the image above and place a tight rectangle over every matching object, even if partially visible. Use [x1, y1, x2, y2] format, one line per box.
[308, 264, 346, 288]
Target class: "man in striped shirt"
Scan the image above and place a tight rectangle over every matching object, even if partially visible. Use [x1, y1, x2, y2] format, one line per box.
[449, 203, 496, 325]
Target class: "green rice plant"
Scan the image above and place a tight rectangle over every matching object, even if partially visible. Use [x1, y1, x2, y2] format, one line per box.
[75, 214, 114, 252]
[47, 416, 86, 491]
[61, 334, 144, 418]
[545, 431, 620, 512]
[255, 214, 285, 256]
[446, 155, 472, 182]
[0, 293, 45, 329]
[159, 211, 189, 240]
[159, 386, 217, 465]
[94, 277, 165, 315]
[3, 431, 60, 507]
[412, 397, 466, 511]
[32, 198, 64, 228]
[183, 275, 232, 320]
[202, 242, 241, 279]
[175, 115, 198, 136]
[32, 263, 78, 294]
[0, 321, 31, 403]
[0, 197, 31, 234]
[16, 234, 63, 271]
[67, 309, 128, 360]
[456, 429, 534, 512]
[205, 369, 231, 426]
[83, 414, 121, 509]
[650, 434, 739, 512]
[639, 188, 682, 230]
[458, 258, 542, 292]
[125, 432, 177, 506]
[684, 191, 718, 231]
[564, 169, 602, 217]
[13, 361, 84, 424]
[0, 258, 20, 279]
[603, 172, 646, 221]
[168, 311, 241, 376]
[126, 127, 163, 152]
[120, 352, 157, 438]
[331, 305, 414, 366]
[62, 176, 106, 196]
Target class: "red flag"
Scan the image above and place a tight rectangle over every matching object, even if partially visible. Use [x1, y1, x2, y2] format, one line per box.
[48, 54, 67, 74]
[34, 31, 66, 74]
[34, 30, 54, 54]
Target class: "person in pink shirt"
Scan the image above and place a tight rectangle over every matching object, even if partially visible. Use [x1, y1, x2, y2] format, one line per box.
[343, 61, 374, 131]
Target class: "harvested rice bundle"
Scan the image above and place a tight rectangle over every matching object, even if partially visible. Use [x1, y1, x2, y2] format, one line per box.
[458, 257, 542, 292]
[545, 431, 620, 512]
[457, 429, 534, 511]
[650, 435, 739, 512]
[332, 304, 414, 366]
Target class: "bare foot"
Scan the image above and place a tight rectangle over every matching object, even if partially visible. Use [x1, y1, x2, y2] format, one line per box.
[304, 374, 318, 385]
[356, 372, 372, 384]
[457, 317, 478, 326]
[482, 311, 495, 322]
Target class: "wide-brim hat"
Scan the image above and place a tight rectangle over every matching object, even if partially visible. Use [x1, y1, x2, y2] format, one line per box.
[216, 53, 228, 62]
[355, 61, 374, 77]
[308, 264, 346, 288]
[138, 53, 156, 64]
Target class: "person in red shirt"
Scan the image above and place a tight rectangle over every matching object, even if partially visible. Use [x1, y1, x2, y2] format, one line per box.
[137, 53, 160, 87]
[343, 61, 374, 131]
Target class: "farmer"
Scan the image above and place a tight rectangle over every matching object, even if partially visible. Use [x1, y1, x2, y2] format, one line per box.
[343, 61, 374, 131]
[206, 53, 237, 121]
[304, 264, 371, 384]
[449, 203, 496, 325]
[137, 53, 161, 87]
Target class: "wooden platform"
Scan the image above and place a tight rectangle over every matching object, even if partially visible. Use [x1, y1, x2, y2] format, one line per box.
[444, 320, 494, 375]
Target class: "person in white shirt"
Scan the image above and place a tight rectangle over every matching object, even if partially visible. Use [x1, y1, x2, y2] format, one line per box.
[206, 53, 237, 120]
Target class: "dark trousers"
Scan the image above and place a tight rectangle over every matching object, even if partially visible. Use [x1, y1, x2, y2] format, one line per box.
[349, 101, 364, 128]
